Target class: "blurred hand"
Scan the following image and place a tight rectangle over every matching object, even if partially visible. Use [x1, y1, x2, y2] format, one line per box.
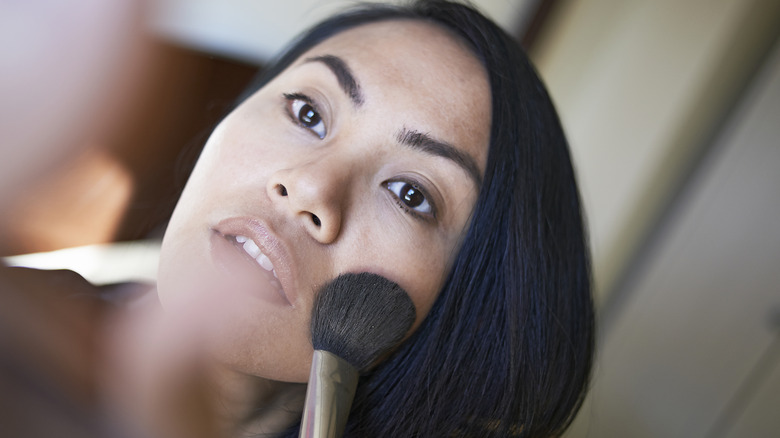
[0, 267, 107, 437]
[101, 288, 229, 438]
[0, 0, 147, 205]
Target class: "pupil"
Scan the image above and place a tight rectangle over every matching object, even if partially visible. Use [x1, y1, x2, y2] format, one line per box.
[299, 104, 320, 126]
[402, 184, 424, 207]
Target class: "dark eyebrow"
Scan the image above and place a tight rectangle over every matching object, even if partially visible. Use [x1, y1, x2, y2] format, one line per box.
[304, 55, 364, 107]
[396, 128, 482, 188]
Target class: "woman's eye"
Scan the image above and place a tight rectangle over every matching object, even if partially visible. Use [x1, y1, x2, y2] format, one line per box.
[386, 181, 434, 218]
[287, 95, 326, 139]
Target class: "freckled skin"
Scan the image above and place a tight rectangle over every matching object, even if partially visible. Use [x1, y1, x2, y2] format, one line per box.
[157, 20, 491, 383]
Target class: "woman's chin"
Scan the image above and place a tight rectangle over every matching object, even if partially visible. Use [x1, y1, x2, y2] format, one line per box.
[155, 278, 312, 384]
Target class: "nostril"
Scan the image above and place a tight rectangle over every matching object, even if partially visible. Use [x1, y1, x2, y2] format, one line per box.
[276, 184, 288, 196]
[311, 214, 321, 227]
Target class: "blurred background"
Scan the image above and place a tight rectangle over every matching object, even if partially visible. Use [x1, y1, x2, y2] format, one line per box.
[2, 0, 778, 436]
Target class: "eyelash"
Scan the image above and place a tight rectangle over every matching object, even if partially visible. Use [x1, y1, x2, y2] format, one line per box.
[283, 92, 327, 139]
[385, 179, 437, 222]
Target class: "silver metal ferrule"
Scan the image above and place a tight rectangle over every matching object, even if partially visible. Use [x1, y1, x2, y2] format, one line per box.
[299, 350, 359, 438]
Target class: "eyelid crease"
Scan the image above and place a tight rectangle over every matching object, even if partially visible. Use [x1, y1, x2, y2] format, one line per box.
[283, 92, 313, 104]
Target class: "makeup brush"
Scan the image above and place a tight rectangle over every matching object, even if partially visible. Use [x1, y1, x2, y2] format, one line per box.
[299, 272, 416, 438]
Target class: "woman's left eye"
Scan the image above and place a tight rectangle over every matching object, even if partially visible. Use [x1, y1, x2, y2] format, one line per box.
[386, 181, 434, 219]
[285, 93, 326, 139]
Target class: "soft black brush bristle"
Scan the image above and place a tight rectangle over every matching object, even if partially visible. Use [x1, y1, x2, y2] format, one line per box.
[311, 272, 416, 373]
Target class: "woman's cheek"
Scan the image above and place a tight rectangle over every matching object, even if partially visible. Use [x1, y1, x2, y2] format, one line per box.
[360, 234, 449, 329]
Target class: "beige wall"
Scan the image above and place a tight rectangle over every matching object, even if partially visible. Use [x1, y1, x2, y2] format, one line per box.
[531, 0, 780, 436]
[531, 0, 780, 302]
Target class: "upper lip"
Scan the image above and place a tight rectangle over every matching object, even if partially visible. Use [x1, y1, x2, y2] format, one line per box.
[212, 216, 298, 306]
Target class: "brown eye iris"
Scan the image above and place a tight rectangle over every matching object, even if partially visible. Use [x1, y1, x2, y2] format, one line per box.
[285, 94, 327, 138]
[386, 180, 433, 219]
[298, 103, 320, 127]
[400, 183, 424, 208]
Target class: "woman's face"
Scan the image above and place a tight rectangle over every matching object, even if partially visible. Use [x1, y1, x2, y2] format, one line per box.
[157, 20, 491, 382]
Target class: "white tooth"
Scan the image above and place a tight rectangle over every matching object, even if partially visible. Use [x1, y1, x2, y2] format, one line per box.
[257, 253, 274, 271]
[235, 235, 248, 243]
[272, 269, 278, 278]
[243, 239, 261, 258]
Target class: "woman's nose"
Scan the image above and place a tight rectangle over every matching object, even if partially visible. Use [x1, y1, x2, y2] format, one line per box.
[266, 156, 352, 244]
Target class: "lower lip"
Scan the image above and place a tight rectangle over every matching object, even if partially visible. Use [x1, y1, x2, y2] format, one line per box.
[209, 231, 291, 307]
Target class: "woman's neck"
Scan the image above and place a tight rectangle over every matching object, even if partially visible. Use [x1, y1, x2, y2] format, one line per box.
[211, 366, 305, 437]
[106, 289, 306, 438]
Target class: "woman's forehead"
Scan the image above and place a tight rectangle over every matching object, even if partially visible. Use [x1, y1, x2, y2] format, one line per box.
[290, 19, 492, 175]
[301, 20, 483, 79]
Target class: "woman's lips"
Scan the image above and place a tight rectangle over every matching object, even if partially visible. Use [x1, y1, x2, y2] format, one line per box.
[209, 217, 297, 307]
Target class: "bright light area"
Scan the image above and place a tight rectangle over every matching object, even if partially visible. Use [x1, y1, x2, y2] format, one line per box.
[4, 240, 161, 285]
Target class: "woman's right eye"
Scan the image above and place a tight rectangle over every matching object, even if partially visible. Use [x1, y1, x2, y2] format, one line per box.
[385, 180, 436, 221]
[284, 93, 327, 139]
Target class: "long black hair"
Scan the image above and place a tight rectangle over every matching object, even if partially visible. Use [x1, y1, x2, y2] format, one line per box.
[246, 1, 594, 436]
